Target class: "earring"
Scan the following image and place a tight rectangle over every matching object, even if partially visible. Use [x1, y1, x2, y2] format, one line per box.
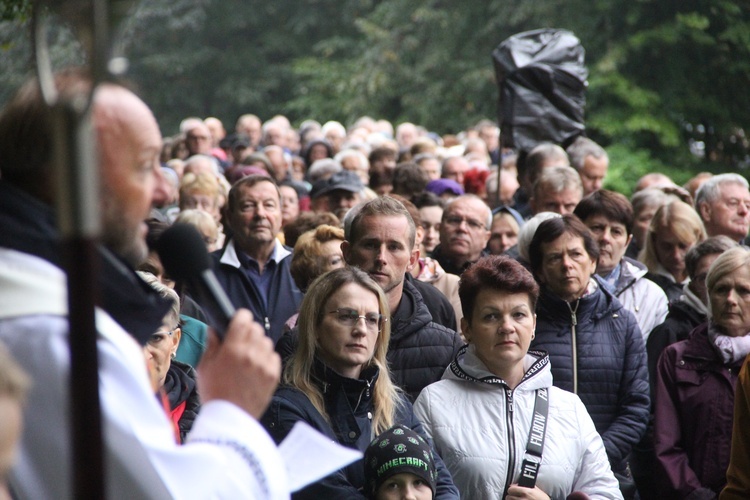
[531, 330, 536, 340]
[170, 351, 176, 359]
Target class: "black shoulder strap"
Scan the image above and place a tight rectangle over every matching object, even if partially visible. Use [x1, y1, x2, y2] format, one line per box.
[517, 387, 549, 488]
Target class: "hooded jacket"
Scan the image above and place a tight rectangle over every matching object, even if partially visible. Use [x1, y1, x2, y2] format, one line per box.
[610, 257, 669, 343]
[530, 279, 650, 474]
[654, 324, 742, 499]
[261, 359, 460, 499]
[414, 345, 623, 499]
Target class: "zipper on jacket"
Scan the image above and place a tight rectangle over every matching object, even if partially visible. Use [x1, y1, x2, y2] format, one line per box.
[353, 380, 371, 414]
[502, 388, 516, 498]
[567, 299, 580, 394]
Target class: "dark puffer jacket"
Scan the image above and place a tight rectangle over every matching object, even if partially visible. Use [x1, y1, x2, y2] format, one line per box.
[387, 280, 463, 401]
[530, 280, 650, 473]
[407, 273, 457, 333]
[653, 323, 742, 499]
[261, 360, 460, 499]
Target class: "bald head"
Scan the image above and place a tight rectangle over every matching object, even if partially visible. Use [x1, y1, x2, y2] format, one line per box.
[185, 122, 212, 156]
[94, 84, 162, 266]
[0, 77, 162, 265]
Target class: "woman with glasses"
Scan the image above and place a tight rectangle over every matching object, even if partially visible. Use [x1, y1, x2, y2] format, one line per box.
[414, 255, 621, 499]
[138, 271, 200, 444]
[261, 267, 459, 499]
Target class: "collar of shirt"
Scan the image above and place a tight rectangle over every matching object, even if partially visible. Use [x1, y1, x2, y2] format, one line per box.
[219, 238, 291, 269]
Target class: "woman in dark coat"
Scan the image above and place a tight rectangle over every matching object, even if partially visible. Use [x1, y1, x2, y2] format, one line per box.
[261, 267, 459, 499]
[528, 215, 650, 497]
[654, 246, 750, 499]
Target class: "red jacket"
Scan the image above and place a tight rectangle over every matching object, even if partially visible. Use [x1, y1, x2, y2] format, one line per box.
[654, 323, 743, 499]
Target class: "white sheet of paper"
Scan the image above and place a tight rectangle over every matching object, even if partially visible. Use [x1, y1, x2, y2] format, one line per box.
[278, 421, 363, 492]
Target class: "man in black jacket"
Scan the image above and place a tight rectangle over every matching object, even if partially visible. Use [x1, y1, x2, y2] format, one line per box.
[343, 196, 463, 400]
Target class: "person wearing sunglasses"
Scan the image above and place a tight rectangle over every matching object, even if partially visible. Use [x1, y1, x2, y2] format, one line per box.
[261, 267, 459, 499]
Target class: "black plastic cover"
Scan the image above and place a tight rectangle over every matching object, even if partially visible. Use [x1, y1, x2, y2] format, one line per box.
[493, 29, 588, 152]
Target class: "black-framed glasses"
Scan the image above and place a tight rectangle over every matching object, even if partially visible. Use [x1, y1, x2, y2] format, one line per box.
[328, 308, 385, 331]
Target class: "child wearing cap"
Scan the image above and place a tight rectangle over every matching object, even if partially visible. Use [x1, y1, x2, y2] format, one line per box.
[364, 425, 437, 500]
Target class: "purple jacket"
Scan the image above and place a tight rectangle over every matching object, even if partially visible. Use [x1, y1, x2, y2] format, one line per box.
[653, 323, 743, 499]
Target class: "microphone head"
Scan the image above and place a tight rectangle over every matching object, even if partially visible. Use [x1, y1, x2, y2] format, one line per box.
[156, 223, 211, 281]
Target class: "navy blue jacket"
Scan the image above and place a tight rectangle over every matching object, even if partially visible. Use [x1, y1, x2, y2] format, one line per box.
[261, 360, 460, 499]
[209, 239, 303, 344]
[530, 279, 650, 473]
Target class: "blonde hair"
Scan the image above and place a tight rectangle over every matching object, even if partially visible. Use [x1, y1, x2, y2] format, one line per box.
[639, 199, 707, 273]
[179, 172, 222, 210]
[706, 246, 750, 319]
[174, 209, 219, 241]
[283, 267, 401, 436]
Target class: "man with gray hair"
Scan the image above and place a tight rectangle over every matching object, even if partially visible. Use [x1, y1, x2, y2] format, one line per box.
[432, 194, 492, 275]
[321, 120, 346, 154]
[530, 165, 584, 216]
[566, 136, 609, 196]
[694, 173, 750, 242]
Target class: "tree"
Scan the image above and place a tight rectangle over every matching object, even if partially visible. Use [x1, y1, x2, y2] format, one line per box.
[0, 0, 747, 193]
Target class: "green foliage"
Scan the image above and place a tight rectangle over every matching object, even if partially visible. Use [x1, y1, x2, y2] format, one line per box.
[0, 0, 747, 188]
[603, 144, 691, 198]
[0, 0, 30, 22]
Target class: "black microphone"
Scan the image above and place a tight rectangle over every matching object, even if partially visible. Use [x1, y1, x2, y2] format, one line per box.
[156, 223, 235, 339]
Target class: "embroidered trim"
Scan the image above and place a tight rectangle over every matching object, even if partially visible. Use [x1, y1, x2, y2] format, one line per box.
[190, 438, 269, 496]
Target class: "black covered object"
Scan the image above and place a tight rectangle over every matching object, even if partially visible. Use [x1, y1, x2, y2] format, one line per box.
[493, 29, 588, 152]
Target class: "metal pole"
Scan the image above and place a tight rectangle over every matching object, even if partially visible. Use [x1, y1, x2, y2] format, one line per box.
[31, 0, 125, 495]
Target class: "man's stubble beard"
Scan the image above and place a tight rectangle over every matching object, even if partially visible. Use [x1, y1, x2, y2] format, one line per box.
[100, 198, 148, 268]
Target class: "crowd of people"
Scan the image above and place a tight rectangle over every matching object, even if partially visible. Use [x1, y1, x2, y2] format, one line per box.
[3, 68, 750, 500]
